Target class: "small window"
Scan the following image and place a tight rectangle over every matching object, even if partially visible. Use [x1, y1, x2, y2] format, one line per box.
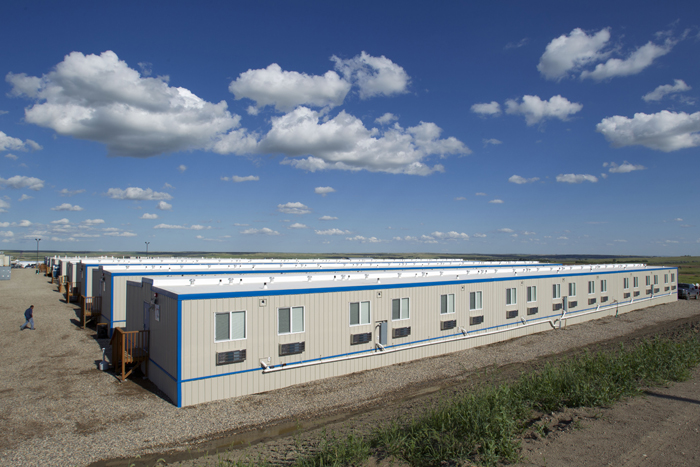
[645, 276, 651, 286]
[215, 311, 246, 342]
[653, 275, 658, 285]
[440, 294, 455, 314]
[350, 301, 371, 326]
[392, 298, 410, 320]
[600, 279, 607, 293]
[470, 291, 483, 310]
[568, 282, 576, 297]
[588, 281, 595, 294]
[671, 273, 675, 282]
[553, 283, 561, 299]
[664, 274, 668, 284]
[506, 288, 517, 306]
[527, 286, 537, 303]
[278, 306, 304, 334]
[633, 277, 639, 288]
[623, 278, 629, 289]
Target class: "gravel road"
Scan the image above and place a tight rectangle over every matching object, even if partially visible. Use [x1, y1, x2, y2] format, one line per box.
[1, 268, 699, 467]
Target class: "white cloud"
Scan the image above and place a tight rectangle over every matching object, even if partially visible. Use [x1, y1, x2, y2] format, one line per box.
[614, 239, 627, 243]
[6, 50, 252, 158]
[596, 110, 700, 152]
[505, 95, 582, 125]
[420, 235, 438, 244]
[375, 113, 398, 125]
[673, 218, 683, 222]
[581, 38, 675, 81]
[454, 196, 466, 201]
[346, 235, 381, 243]
[475, 192, 486, 196]
[471, 101, 501, 116]
[489, 199, 504, 204]
[0, 175, 44, 191]
[107, 187, 172, 201]
[229, 63, 351, 112]
[538, 28, 611, 80]
[51, 203, 83, 211]
[332, 51, 410, 99]
[483, 138, 502, 146]
[0, 131, 41, 152]
[156, 201, 172, 211]
[319, 215, 338, 221]
[18, 219, 31, 227]
[82, 219, 104, 225]
[509, 175, 540, 184]
[314, 186, 335, 196]
[432, 231, 469, 240]
[556, 173, 598, 183]
[104, 231, 137, 237]
[221, 175, 260, 183]
[315, 228, 350, 235]
[604, 161, 646, 173]
[178, 164, 187, 173]
[140, 213, 158, 219]
[522, 231, 536, 236]
[557, 236, 569, 240]
[0, 199, 8, 213]
[59, 188, 85, 197]
[289, 223, 307, 229]
[264, 107, 468, 175]
[0, 231, 14, 238]
[153, 223, 211, 230]
[0, 222, 8, 227]
[643, 79, 691, 102]
[241, 227, 279, 235]
[18, 194, 32, 201]
[51, 218, 70, 224]
[473, 233, 487, 238]
[498, 228, 514, 233]
[277, 202, 310, 215]
[5, 153, 18, 160]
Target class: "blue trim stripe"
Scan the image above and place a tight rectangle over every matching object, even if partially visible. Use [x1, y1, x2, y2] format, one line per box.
[149, 358, 177, 382]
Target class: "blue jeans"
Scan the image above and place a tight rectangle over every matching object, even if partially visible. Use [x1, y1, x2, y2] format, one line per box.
[21, 318, 34, 330]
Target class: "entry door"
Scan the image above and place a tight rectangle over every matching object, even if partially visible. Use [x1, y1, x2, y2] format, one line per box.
[562, 296, 568, 313]
[143, 301, 150, 331]
[378, 321, 387, 346]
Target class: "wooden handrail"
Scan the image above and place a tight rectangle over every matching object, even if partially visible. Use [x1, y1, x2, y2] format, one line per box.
[80, 296, 102, 329]
[110, 328, 149, 381]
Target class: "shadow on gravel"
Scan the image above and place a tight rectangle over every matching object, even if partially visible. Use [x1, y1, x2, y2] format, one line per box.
[643, 390, 700, 405]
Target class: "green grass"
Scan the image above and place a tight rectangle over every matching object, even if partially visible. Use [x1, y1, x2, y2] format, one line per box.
[285, 332, 700, 467]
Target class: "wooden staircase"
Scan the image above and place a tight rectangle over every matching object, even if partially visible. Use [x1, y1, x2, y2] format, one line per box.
[110, 328, 149, 382]
[65, 282, 81, 303]
[80, 296, 102, 328]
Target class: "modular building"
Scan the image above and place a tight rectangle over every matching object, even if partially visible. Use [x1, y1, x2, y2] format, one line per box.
[124, 263, 677, 407]
[95, 260, 549, 333]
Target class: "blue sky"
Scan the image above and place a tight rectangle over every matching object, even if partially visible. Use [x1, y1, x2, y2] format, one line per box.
[0, 1, 698, 255]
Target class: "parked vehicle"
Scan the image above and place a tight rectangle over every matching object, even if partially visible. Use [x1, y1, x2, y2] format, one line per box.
[678, 283, 700, 299]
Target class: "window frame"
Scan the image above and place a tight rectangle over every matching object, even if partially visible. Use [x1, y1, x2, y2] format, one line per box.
[527, 286, 537, 303]
[645, 276, 651, 286]
[214, 310, 247, 343]
[277, 306, 305, 335]
[633, 276, 639, 288]
[553, 283, 561, 299]
[568, 282, 577, 297]
[349, 301, 371, 326]
[506, 287, 517, 306]
[392, 297, 410, 321]
[623, 277, 629, 289]
[600, 279, 607, 293]
[588, 281, 595, 295]
[440, 294, 455, 315]
[469, 291, 483, 311]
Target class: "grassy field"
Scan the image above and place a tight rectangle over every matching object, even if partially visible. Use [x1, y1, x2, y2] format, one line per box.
[7, 251, 700, 284]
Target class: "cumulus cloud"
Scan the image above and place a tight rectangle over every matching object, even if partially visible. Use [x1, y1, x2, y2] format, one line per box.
[140, 213, 158, 219]
[0, 199, 9, 212]
[314, 186, 335, 196]
[454, 196, 466, 201]
[483, 138, 502, 146]
[5, 153, 18, 160]
[331, 51, 410, 99]
[107, 187, 172, 200]
[0, 131, 42, 152]
[241, 227, 279, 235]
[538, 28, 611, 80]
[156, 201, 172, 210]
[432, 231, 469, 240]
[289, 223, 307, 229]
[18, 219, 31, 227]
[0, 230, 14, 238]
[489, 199, 504, 204]
[59, 188, 85, 197]
[319, 215, 338, 221]
[51, 203, 83, 211]
[82, 219, 104, 225]
[509, 175, 540, 184]
[603, 161, 646, 173]
[556, 173, 598, 183]
[178, 165, 187, 173]
[6, 50, 254, 158]
[643, 79, 691, 102]
[475, 192, 486, 196]
[221, 175, 259, 183]
[498, 228, 514, 233]
[103, 230, 137, 237]
[473, 233, 487, 238]
[375, 113, 398, 125]
[278, 202, 310, 214]
[263, 107, 468, 175]
[0, 175, 44, 191]
[229, 63, 351, 112]
[153, 223, 210, 230]
[18, 194, 32, 201]
[315, 228, 350, 235]
[51, 218, 70, 224]
[346, 235, 381, 243]
[471, 101, 501, 116]
[596, 110, 700, 152]
[580, 38, 675, 81]
[505, 95, 582, 125]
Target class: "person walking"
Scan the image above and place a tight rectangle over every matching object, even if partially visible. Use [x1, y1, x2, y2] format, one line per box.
[20, 305, 35, 330]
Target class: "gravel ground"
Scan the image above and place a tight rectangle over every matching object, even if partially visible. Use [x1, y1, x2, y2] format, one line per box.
[1, 268, 699, 467]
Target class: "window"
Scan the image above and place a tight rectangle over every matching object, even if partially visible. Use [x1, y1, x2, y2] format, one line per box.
[215, 311, 246, 342]
[664, 274, 668, 284]
[527, 286, 537, 302]
[588, 281, 595, 294]
[600, 280, 607, 293]
[553, 283, 561, 299]
[633, 277, 639, 288]
[278, 306, 304, 334]
[645, 276, 651, 286]
[623, 278, 629, 289]
[653, 275, 658, 285]
[441, 294, 455, 314]
[568, 283, 577, 297]
[506, 288, 517, 306]
[671, 273, 675, 282]
[470, 291, 483, 310]
[392, 298, 410, 320]
[350, 301, 371, 326]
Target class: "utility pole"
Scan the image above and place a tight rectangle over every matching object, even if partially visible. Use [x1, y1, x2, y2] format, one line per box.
[145, 241, 150, 256]
[35, 238, 41, 270]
